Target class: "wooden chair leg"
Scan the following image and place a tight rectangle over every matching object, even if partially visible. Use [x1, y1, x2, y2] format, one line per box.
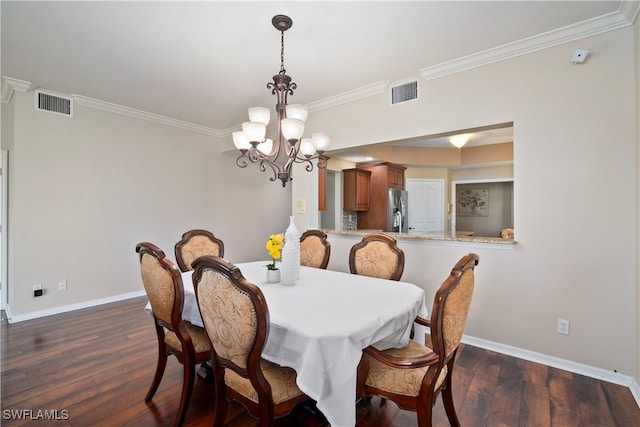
[212, 392, 228, 427]
[174, 356, 196, 427]
[212, 362, 228, 427]
[416, 398, 433, 427]
[442, 360, 461, 427]
[145, 347, 168, 402]
[442, 385, 460, 427]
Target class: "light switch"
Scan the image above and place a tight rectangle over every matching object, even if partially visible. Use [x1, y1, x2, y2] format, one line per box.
[296, 198, 306, 214]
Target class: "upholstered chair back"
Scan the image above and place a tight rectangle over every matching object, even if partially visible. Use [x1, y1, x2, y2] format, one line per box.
[300, 230, 331, 269]
[175, 229, 225, 272]
[195, 267, 261, 370]
[349, 234, 405, 281]
[138, 243, 182, 328]
[431, 254, 477, 362]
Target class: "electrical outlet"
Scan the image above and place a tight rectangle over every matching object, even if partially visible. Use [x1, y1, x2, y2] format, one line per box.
[557, 318, 570, 335]
[58, 280, 67, 291]
[33, 284, 43, 297]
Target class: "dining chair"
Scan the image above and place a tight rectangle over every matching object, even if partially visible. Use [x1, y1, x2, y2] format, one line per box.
[174, 229, 225, 272]
[300, 229, 331, 269]
[191, 255, 312, 427]
[136, 242, 211, 427]
[349, 233, 405, 281]
[356, 253, 479, 427]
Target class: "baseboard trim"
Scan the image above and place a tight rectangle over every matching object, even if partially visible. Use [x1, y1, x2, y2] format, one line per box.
[6, 290, 146, 323]
[2, 304, 13, 321]
[462, 335, 640, 408]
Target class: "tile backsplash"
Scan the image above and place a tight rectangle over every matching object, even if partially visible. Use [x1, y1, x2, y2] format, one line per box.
[343, 211, 357, 230]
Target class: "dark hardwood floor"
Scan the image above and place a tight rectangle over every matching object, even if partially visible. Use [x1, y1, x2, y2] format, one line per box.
[2, 296, 639, 426]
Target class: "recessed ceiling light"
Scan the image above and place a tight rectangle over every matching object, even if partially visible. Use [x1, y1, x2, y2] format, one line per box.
[449, 134, 471, 148]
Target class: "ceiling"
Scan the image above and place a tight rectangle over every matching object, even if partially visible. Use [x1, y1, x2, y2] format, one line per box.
[1, 1, 632, 136]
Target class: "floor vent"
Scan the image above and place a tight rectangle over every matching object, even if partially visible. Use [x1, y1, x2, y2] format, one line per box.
[391, 81, 418, 105]
[35, 90, 73, 117]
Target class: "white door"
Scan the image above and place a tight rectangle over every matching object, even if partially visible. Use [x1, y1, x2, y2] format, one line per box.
[406, 179, 444, 234]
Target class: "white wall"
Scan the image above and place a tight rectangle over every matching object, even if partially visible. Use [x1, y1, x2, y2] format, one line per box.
[634, 4, 640, 390]
[4, 89, 292, 317]
[297, 27, 639, 380]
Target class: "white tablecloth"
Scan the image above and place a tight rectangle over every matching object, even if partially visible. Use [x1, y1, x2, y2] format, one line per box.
[167, 261, 427, 427]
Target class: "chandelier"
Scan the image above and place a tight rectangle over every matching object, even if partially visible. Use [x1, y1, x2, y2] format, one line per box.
[232, 15, 331, 187]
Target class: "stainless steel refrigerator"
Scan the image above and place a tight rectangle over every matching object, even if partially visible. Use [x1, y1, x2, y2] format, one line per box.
[387, 189, 408, 233]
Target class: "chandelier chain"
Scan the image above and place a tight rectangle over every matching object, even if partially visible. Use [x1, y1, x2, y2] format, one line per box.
[279, 30, 286, 75]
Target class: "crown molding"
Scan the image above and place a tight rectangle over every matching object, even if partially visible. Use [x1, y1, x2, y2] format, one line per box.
[1, 76, 38, 104]
[72, 95, 223, 137]
[419, 9, 633, 81]
[619, 0, 640, 24]
[307, 80, 390, 113]
[1, 76, 222, 136]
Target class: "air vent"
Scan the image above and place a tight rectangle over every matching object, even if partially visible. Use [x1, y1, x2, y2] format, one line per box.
[391, 81, 418, 105]
[35, 90, 73, 117]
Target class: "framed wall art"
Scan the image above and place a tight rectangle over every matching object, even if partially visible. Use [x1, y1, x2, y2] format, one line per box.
[457, 188, 489, 217]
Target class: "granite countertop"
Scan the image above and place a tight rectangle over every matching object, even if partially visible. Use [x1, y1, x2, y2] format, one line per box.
[323, 229, 516, 245]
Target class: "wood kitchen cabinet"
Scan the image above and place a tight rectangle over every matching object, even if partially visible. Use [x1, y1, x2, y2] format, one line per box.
[318, 166, 328, 211]
[387, 163, 405, 189]
[343, 168, 371, 211]
[356, 162, 406, 230]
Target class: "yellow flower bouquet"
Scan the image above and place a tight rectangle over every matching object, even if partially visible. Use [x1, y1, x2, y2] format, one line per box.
[265, 233, 285, 270]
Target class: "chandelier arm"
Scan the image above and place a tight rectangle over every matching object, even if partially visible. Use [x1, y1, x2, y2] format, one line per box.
[251, 151, 282, 183]
[259, 159, 279, 179]
[281, 151, 296, 178]
[316, 155, 328, 169]
[303, 159, 315, 173]
[287, 83, 297, 96]
[290, 154, 329, 172]
[248, 148, 264, 163]
[236, 153, 250, 168]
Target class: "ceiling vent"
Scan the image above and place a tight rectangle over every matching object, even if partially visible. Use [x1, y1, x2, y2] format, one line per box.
[391, 81, 418, 105]
[35, 90, 73, 117]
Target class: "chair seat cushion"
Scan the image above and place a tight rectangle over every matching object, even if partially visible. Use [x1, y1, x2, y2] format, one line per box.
[365, 340, 447, 397]
[165, 321, 211, 354]
[225, 359, 304, 404]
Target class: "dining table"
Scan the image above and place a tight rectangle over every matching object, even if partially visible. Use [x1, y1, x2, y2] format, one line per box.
[170, 261, 428, 427]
